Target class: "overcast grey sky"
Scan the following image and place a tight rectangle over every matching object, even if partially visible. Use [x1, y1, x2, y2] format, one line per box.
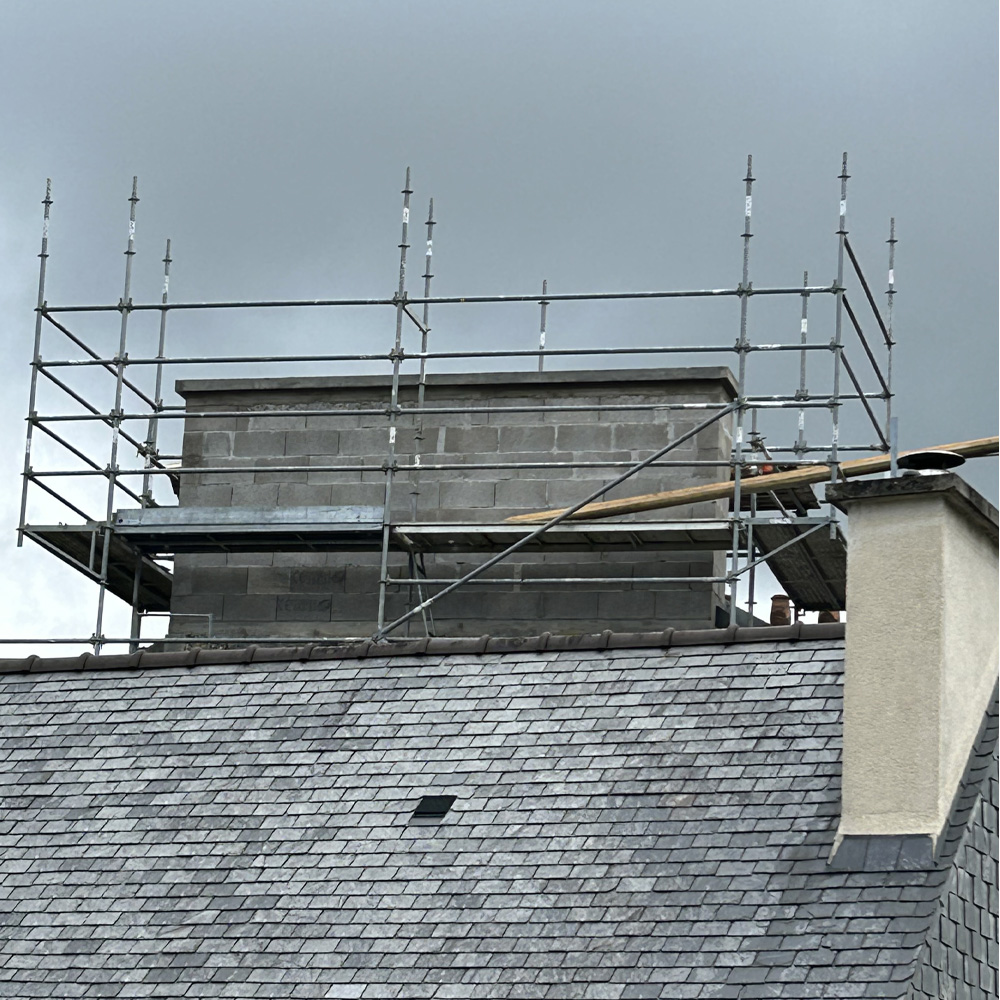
[1, 1, 996, 650]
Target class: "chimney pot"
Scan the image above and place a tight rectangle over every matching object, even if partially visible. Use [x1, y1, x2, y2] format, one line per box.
[769, 593, 791, 626]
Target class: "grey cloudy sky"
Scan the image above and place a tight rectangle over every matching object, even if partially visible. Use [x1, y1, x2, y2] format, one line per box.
[0, 1, 996, 649]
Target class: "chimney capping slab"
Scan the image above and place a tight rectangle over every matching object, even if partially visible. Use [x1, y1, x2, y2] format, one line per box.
[827, 473, 998, 537]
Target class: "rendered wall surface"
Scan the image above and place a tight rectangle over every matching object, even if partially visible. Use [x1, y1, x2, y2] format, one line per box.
[834, 477, 999, 843]
[169, 368, 736, 639]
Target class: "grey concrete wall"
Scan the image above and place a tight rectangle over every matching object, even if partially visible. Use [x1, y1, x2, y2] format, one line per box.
[169, 368, 736, 639]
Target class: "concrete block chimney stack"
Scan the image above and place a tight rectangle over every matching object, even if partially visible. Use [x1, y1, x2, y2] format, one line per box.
[828, 474, 998, 865]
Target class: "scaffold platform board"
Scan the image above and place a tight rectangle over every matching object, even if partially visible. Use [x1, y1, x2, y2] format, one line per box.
[754, 520, 847, 611]
[24, 504, 848, 618]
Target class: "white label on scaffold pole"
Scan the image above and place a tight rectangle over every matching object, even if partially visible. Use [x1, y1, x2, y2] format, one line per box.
[162, 276, 170, 296]
[798, 412, 805, 431]
[801, 319, 808, 335]
[888, 269, 894, 286]
[745, 196, 752, 218]
[402, 208, 409, 224]
[42, 218, 49, 240]
[839, 200, 847, 218]
[389, 427, 396, 444]
[426, 240, 433, 255]
[129, 220, 136, 240]
[414, 455, 421, 468]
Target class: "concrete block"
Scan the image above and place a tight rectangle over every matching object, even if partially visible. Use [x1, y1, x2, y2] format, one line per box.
[555, 424, 612, 452]
[598, 589, 656, 620]
[439, 481, 496, 509]
[233, 431, 287, 457]
[329, 593, 380, 623]
[223, 594, 277, 622]
[654, 588, 713, 619]
[169, 595, 224, 625]
[226, 553, 274, 567]
[247, 567, 291, 595]
[289, 567, 347, 593]
[488, 399, 551, 426]
[494, 479, 548, 508]
[276, 483, 333, 506]
[443, 426, 499, 455]
[246, 414, 307, 431]
[232, 483, 279, 506]
[189, 566, 248, 594]
[329, 483, 386, 507]
[498, 425, 555, 453]
[272, 552, 330, 567]
[612, 423, 672, 452]
[183, 415, 236, 432]
[542, 592, 601, 621]
[306, 412, 361, 429]
[183, 484, 234, 507]
[339, 428, 392, 457]
[276, 595, 332, 622]
[284, 430, 341, 456]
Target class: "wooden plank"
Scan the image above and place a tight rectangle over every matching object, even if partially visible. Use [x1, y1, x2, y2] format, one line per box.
[506, 436, 999, 524]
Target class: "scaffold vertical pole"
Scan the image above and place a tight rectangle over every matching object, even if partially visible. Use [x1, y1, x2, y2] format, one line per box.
[796, 270, 810, 455]
[746, 406, 759, 625]
[538, 279, 549, 373]
[728, 154, 754, 625]
[827, 154, 850, 541]
[141, 239, 172, 506]
[94, 176, 139, 653]
[18, 179, 53, 546]
[376, 168, 412, 633]
[407, 197, 436, 637]
[885, 217, 896, 439]
[831, 154, 848, 475]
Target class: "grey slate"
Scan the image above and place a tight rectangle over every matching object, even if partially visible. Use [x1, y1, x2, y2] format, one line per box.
[0, 630, 995, 999]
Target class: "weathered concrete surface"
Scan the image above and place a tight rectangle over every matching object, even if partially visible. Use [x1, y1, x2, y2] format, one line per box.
[829, 474, 999, 845]
[171, 368, 736, 639]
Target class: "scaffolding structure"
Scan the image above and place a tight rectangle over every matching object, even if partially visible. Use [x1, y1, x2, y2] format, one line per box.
[13, 155, 898, 651]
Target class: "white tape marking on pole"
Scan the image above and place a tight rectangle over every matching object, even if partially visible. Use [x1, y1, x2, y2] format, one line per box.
[839, 200, 847, 218]
[402, 208, 409, 224]
[798, 412, 805, 431]
[426, 240, 433, 255]
[745, 196, 752, 218]
[800, 319, 808, 335]
[42, 219, 49, 240]
[128, 220, 136, 239]
[888, 269, 894, 286]
[389, 427, 396, 444]
[162, 276, 170, 296]
[414, 454, 421, 468]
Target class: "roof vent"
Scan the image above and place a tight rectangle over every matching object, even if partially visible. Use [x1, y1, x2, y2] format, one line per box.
[410, 795, 456, 823]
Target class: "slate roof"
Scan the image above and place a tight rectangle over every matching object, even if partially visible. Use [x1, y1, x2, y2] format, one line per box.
[0, 623, 996, 999]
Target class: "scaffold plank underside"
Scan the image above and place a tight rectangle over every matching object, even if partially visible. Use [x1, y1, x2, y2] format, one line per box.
[754, 520, 847, 611]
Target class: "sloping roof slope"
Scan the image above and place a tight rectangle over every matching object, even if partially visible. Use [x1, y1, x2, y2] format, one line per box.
[0, 627, 995, 999]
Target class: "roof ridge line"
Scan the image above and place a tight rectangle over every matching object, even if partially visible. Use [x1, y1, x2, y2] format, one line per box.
[0, 622, 846, 676]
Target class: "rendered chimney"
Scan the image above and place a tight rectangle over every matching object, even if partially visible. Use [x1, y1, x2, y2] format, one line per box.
[827, 473, 998, 855]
